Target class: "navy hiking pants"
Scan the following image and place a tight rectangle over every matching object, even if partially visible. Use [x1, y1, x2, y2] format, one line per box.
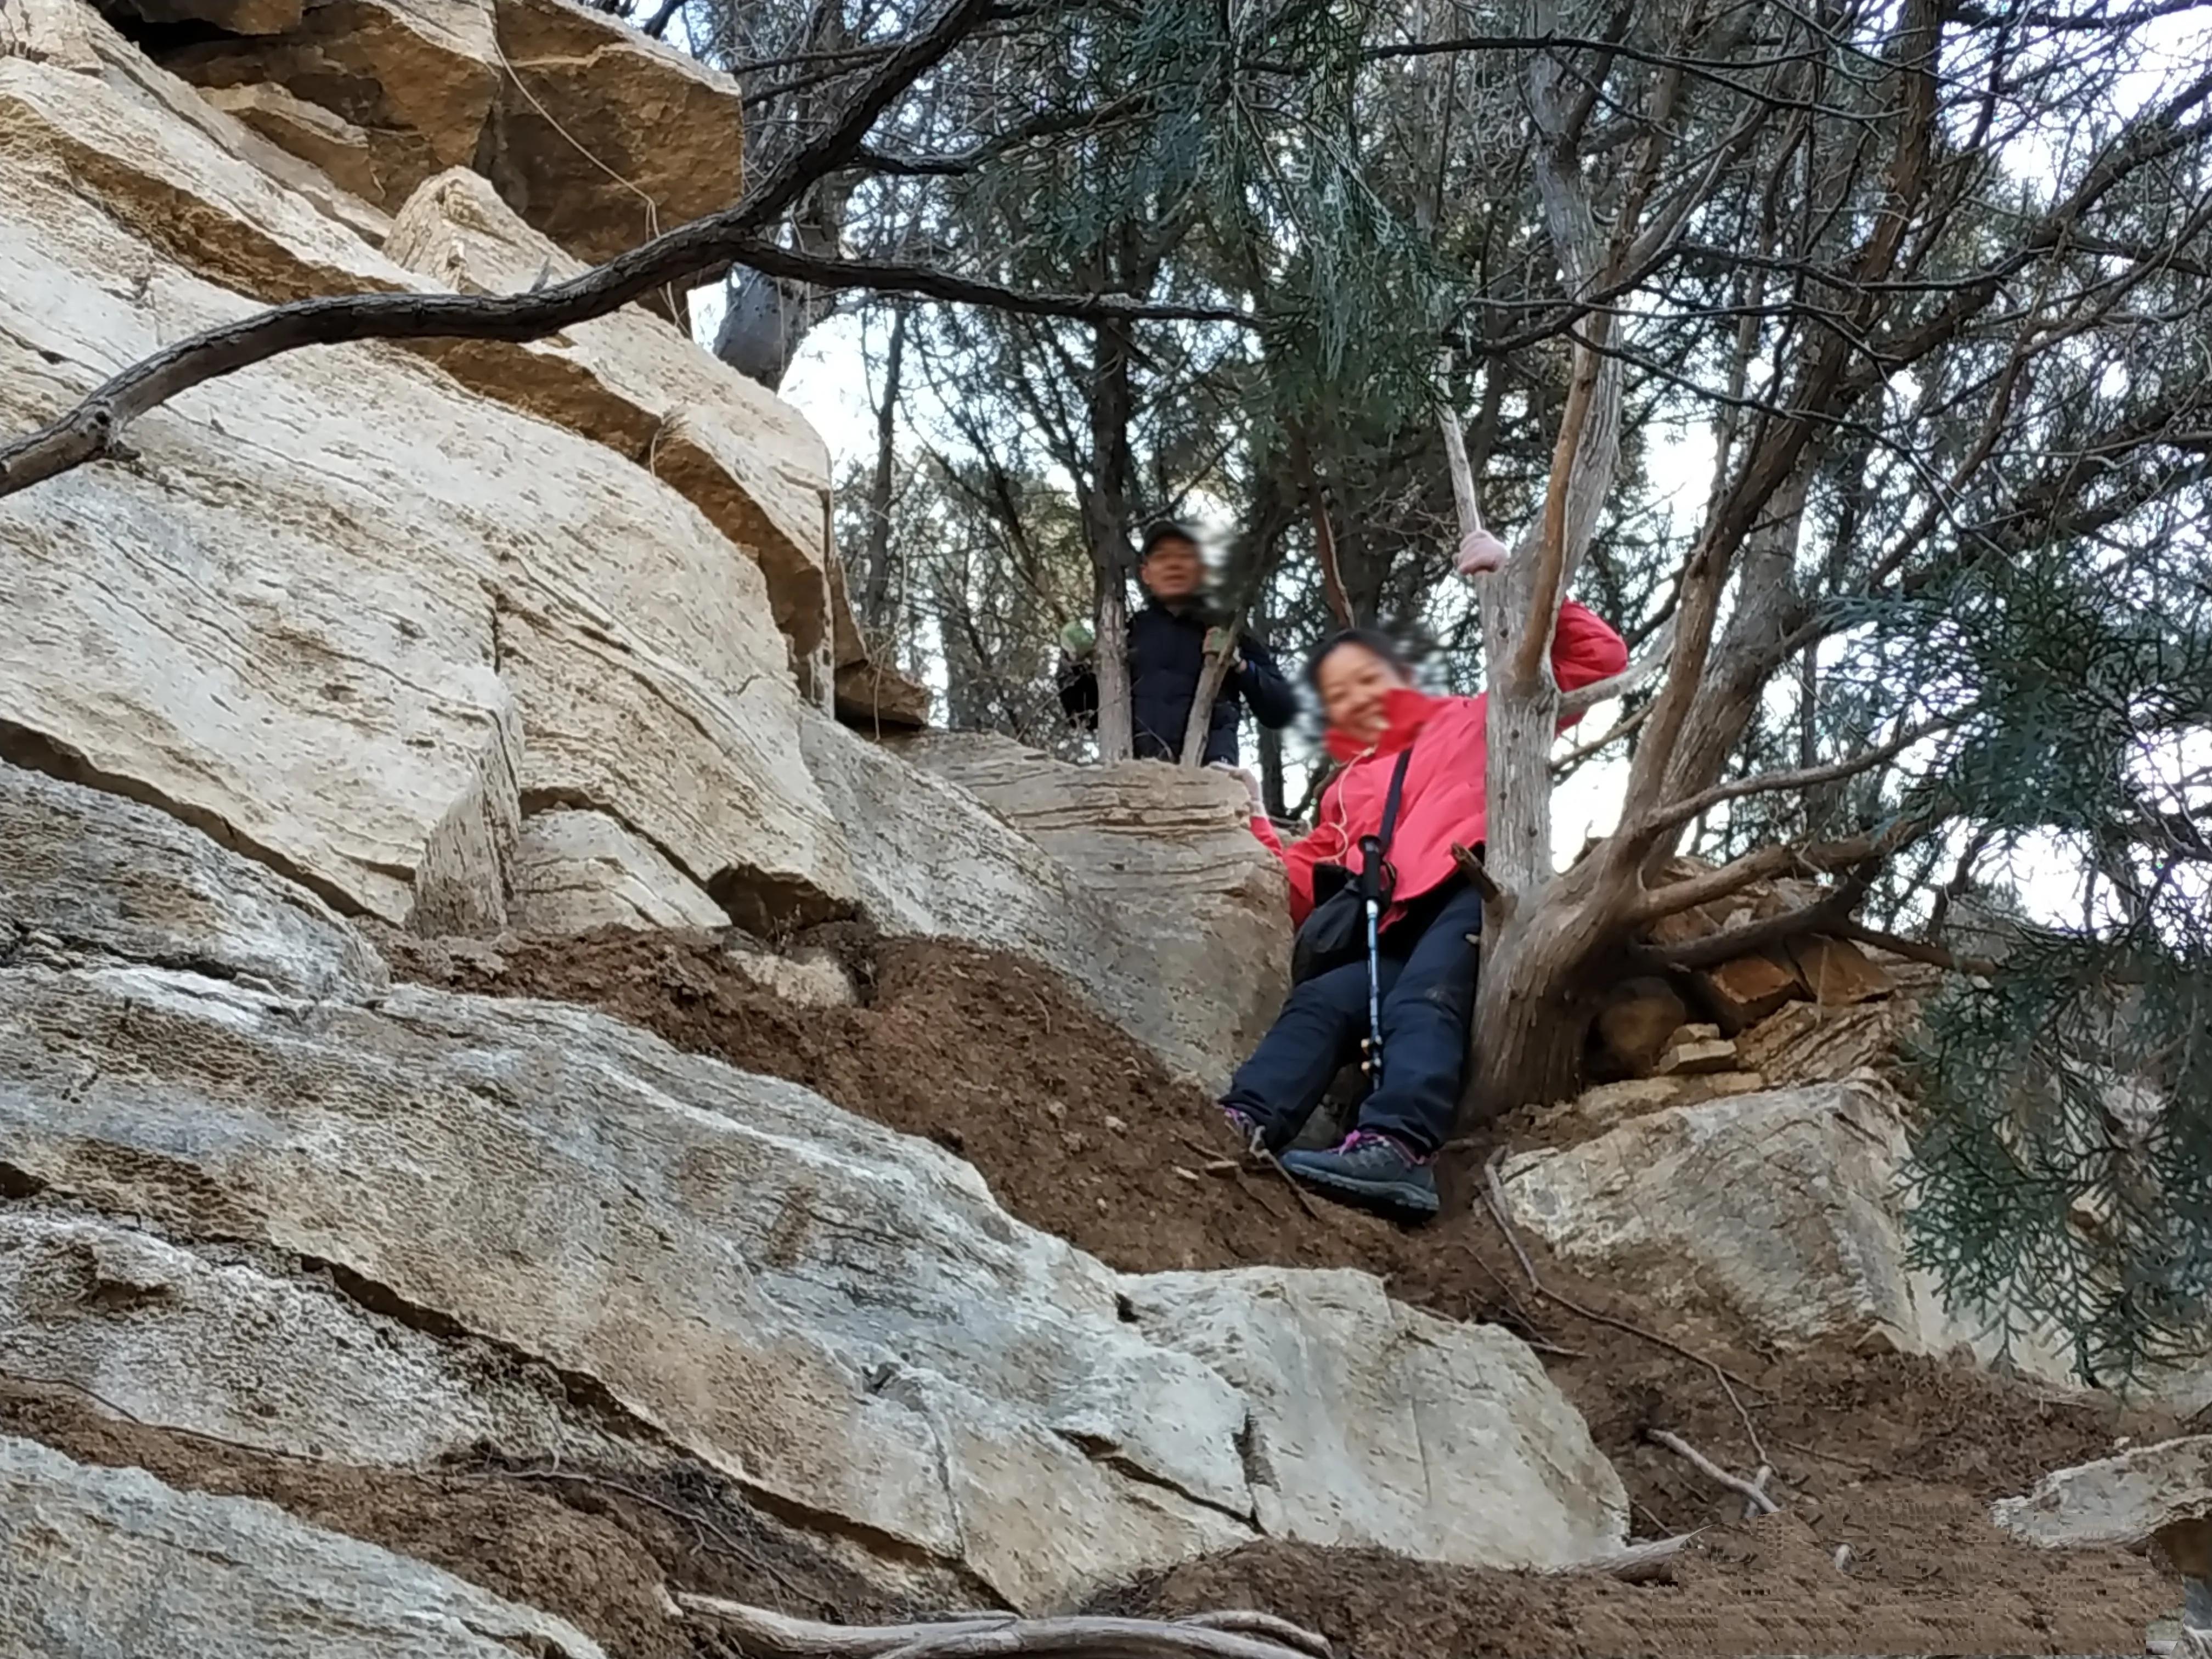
[1223, 881, 1483, 1156]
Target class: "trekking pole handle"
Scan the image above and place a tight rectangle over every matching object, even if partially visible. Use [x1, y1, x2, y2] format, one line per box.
[1357, 833, 1384, 897]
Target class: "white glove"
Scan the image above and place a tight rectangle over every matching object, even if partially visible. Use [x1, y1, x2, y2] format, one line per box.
[1455, 527, 1509, 578]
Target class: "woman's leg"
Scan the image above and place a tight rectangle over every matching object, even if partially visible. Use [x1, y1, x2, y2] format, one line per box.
[1358, 882, 1486, 1154]
[1276, 885, 1483, 1218]
[1219, 956, 1398, 1149]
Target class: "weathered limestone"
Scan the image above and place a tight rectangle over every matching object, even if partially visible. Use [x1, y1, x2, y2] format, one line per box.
[1997, 1438, 2212, 1635]
[510, 807, 729, 933]
[202, 79, 379, 201]
[0, 761, 387, 999]
[385, 167, 839, 693]
[1503, 1075, 2075, 1379]
[486, 0, 743, 265]
[0, 99, 853, 934]
[1997, 1437, 2212, 1551]
[0, 768, 1627, 1609]
[0, 1435, 607, 1657]
[0, 41, 407, 296]
[1124, 1268, 1629, 1569]
[161, 0, 744, 266]
[892, 732, 1291, 1086]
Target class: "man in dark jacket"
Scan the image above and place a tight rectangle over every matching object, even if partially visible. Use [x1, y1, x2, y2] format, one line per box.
[1057, 521, 1297, 766]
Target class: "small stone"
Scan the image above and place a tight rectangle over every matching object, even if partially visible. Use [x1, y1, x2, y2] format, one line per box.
[1787, 933, 1895, 1007]
[1045, 1101, 1066, 1122]
[1657, 1034, 1739, 1076]
[1103, 1115, 1128, 1132]
[1694, 950, 1808, 1035]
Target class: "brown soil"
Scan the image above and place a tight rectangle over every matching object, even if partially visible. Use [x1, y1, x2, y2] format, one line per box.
[377, 926, 2186, 1656]
[1108, 1515, 2166, 1658]
[0, 1374, 916, 1659]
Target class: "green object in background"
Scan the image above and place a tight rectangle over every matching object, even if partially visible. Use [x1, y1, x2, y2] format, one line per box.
[1059, 618, 1096, 657]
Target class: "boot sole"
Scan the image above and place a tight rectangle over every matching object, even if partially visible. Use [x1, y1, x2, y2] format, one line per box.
[1280, 1160, 1440, 1222]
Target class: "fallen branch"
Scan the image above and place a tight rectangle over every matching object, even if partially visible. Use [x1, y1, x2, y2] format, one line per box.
[1260, 1144, 1324, 1222]
[673, 1598, 1333, 1659]
[1175, 1612, 1332, 1659]
[1571, 1530, 1704, 1584]
[1647, 1429, 1782, 1517]
[1741, 1462, 1773, 1522]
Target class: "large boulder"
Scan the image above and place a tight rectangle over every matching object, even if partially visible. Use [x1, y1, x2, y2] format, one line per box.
[1123, 1268, 1628, 1568]
[806, 721, 1282, 1088]
[1996, 1438, 2212, 1631]
[0, 763, 1628, 1612]
[893, 732, 1291, 1087]
[1502, 1076, 2081, 1380]
[0, 1434, 607, 1657]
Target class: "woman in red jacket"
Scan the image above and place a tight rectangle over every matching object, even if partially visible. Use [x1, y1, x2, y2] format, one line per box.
[1224, 529, 1628, 1220]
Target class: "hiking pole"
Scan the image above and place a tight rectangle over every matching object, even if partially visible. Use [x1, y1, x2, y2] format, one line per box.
[1358, 832, 1386, 1088]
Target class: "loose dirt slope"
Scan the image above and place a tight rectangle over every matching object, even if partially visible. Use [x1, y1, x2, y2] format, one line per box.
[392, 925, 2186, 1657]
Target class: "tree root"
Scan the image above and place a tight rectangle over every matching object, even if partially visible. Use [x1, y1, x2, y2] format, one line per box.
[672, 1597, 1336, 1659]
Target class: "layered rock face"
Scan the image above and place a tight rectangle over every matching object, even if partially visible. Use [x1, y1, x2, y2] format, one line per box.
[0, 762, 1629, 1618]
[0, 0, 1284, 1087]
[0, 0, 1633, 1635]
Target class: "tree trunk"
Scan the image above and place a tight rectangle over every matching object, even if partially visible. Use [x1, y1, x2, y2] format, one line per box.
[1084, 313, 1139, 761]
[1440, 4, 1636, 1187]
[1259, 723, 1287, 821]
[861, 303, 908, 631]
[1092, 574, 1133, 760]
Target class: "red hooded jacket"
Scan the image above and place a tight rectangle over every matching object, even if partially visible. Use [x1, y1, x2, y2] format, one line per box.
[1249, 600, 1628, 927]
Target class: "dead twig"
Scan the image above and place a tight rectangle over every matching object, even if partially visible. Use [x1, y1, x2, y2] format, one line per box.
[1450, 843, 1509, 910]
[1741, 1463, 1773, 1522]
[1481, 1149, 1768, 1465]
[1646, 1429, 1782, 1517]
[1568, 1530, 1705, 1584]
[1259, 1145, 1324, 1222]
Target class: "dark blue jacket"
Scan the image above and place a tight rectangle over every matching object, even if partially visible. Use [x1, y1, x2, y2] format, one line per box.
[1057, 600, 1297, 765]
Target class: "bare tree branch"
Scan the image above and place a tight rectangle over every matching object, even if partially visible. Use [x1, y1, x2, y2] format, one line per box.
[1633, 716, 1955, 842]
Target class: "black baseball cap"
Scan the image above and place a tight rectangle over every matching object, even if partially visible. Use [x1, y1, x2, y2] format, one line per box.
[1138, 520, 1200, 559]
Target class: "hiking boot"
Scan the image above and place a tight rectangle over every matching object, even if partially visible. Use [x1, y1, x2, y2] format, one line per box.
[1279, 1130, 1440, 1221]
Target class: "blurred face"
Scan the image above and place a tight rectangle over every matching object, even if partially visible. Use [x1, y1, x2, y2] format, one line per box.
[1317, 642, 1409, 746]
[1141, 537, 1203, 601]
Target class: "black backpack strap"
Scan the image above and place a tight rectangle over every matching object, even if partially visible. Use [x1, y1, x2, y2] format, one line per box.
[1376, 745, 1414, 854]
